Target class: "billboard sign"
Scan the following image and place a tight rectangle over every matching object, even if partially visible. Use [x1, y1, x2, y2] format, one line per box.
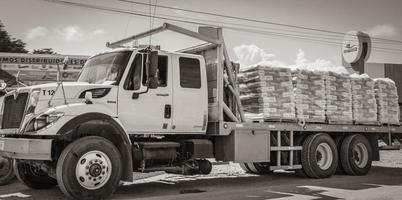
[0, 53, 89, 86]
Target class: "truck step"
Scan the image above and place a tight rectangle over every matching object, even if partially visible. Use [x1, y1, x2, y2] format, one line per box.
[270, 146, 302, 151]
[270, 165, 302, 171]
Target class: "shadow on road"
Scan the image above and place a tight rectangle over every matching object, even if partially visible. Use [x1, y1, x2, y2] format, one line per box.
[1, 166, 402, 200]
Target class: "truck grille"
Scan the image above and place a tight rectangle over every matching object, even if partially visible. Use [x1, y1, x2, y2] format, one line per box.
[2, 93, 28, 129]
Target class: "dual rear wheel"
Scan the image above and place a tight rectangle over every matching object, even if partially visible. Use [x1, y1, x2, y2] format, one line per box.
[301, 133, 372, 178]
[240, 133, 373, 179]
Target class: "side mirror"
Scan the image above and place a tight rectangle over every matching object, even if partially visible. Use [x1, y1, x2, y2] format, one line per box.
[0, 82, 6, 90]
[84, 91, 93, 104]
[147, 51, 159, 89]
[62, 56, 69, 70]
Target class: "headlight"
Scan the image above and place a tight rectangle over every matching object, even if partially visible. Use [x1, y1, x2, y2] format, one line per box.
[27, 112, 64, 132]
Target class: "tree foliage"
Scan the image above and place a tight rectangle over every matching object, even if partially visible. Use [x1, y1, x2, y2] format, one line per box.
[0, 21, 28, 53]
[33, 48, 57, 54]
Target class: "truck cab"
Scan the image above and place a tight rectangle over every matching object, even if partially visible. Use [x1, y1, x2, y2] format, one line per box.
[0, 47, 214, 200]
[114, 48, 208, 134]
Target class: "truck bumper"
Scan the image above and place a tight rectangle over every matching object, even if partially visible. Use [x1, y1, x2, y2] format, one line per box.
[0, 138, 52, 160]
[0, 129, 19, 135]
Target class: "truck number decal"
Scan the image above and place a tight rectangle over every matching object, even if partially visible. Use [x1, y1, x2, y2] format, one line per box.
[42, 89, 55, 96]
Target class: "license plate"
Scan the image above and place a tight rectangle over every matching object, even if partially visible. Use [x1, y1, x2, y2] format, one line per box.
[0, 140, 4, 151]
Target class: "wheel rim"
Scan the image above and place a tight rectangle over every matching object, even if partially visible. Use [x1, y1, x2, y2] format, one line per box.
[316, 143, 333, 170]
[75, 150, 112, 190]
[353, 143, 368, 168]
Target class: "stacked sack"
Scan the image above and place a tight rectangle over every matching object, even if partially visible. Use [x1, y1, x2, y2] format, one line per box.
[239, 65, 295, 121]
[350, 74, 378, 124]
[325, 71, 353, 124]
[374, 78, 400, 125]
[292, 69, 326, 123]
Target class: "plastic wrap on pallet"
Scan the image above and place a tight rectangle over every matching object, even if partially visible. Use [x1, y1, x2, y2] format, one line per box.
[350, 74, 378, 124]
[374, 78, 400, 125]
[325, 71, 353, 124]
[292, 69, 326, 123]
[239, 65, 295, 121]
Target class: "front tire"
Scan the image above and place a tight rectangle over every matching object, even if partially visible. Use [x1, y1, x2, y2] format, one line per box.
[56, 136, 122, 200]
[0, 157, 15, 185]
[14, 160, 57, 189]
[340, 134, 372, 176]
[301, 133, 338, 178]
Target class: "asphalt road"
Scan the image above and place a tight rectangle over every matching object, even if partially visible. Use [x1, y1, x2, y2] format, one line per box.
[1, 165, 402, 200]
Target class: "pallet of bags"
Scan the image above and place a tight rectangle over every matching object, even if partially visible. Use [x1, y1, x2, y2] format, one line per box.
[374, 78, 400, 125]
[350, 74, 378, 125]
[292, 69, 326, 123]
[239, 65, 295, 122]
[325, 71, 353, 124]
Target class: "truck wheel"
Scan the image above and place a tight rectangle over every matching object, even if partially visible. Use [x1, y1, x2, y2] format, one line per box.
[301, 133, 338, 178]
[340, 134, 372, 176]
[198, 160, 212, 175]
[14, 160, 57, 189]
[334, 136, 346, 175]
[239, 162, 272, 174]
[56, 136, 122, 200]
[0, 157, 15, 185]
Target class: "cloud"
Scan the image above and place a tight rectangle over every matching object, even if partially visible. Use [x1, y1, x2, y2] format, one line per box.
[55, 26, 105, 41]
[56, 25, 84, 41]
[291, 49, 347, 73]
[91, 29, 105, 36]
[233, 44, 276, 68]
[233, 45, 346, 73]
[26, 26, 48, 40]
[295, 49, 307, 65]
[367, 24, 398, 38]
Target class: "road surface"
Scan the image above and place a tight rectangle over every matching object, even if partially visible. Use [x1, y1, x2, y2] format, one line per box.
[1, 150, 402, 200]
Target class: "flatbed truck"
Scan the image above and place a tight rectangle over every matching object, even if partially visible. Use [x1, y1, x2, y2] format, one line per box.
[0, 23, 401, 199]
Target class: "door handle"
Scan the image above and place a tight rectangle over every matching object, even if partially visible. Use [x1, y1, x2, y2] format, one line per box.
[157, 93, 169, 97]
[164, 104, 171, 119]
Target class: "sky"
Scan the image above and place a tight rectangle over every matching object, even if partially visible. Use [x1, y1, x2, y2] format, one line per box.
[1, 0, 402, 68]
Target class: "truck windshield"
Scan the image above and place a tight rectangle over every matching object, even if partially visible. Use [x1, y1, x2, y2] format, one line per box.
[77, 51, 132, 84]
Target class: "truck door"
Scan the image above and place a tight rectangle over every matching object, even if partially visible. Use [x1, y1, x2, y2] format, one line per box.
[118, 52, 172, 134]
[171, 55, 208, 134]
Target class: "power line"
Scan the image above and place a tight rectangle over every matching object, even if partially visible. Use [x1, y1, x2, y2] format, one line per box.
[43, 0, 402, 53]
[117, 0, 402, 45]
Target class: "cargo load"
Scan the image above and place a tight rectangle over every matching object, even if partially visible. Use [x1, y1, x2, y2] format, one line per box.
[292, 69, 326, 123]
[350, 74, 378, 124]
[374, 78, 400, 125]
[239, 65, 295, 121]
[325, 71, 353, 124]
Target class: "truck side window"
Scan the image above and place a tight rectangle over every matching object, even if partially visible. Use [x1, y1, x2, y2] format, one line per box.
[179, 57, 201, 89]
[124, 54, 142, 90]
[141, 55, 168, 87]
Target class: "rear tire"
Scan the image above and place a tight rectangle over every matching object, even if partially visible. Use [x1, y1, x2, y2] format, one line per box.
[0, 157, 15, 185]
[239, 162, 272, 174]
[56, 136, 123, 200]
[340, 134, 372, 176]
[334, 136, 346, 175]
[14, 160, 57, 189]
[301, 133, 338, 178]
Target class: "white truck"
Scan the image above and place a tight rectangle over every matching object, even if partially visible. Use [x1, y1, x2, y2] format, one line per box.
[0, 23, 401, 200]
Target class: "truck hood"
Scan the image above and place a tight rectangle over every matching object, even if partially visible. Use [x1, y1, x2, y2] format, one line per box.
[28, 82, 114, 100]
